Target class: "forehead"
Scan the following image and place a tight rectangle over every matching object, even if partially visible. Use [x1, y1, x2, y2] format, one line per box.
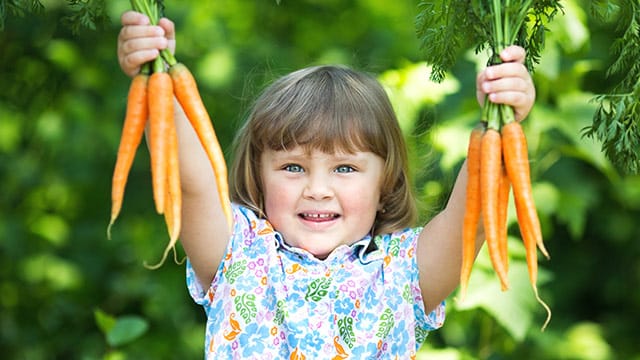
[261, 146, 382, 163]
[259, 114, 382, 156]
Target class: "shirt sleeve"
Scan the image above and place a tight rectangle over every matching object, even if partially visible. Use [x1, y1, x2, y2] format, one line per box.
[185, 203, 251, 307]
[397, 227, 446, 335]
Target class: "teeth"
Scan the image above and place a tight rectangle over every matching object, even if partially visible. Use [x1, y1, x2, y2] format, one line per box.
[302, 213, 335, 219]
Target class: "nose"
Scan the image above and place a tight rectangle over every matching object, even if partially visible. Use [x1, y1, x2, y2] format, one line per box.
[302, 172, 333, 200]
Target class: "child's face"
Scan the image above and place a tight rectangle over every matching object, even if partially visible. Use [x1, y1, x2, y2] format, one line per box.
[260, 146, 384, 258]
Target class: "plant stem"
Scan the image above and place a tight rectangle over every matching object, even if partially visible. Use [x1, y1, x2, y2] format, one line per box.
[130, 0, 159, 24]
[161, 49, 177, 67]
[485, 101, 501, 130]
[153, 56, 164, 74]
[140, 62, 151, 76]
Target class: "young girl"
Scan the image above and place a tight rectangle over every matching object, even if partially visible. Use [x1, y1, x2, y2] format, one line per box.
[117, 11, 535, 359]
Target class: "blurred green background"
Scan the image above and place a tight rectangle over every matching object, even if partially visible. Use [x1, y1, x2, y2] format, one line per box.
[1, 0, 639, 359]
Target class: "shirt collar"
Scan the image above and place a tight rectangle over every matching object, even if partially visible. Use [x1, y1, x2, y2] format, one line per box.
[274, 232, 384, 266]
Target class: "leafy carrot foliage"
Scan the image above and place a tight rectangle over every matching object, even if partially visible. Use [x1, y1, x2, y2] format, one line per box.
[415, 0, 563, 82]
[582, 0, 640, 175]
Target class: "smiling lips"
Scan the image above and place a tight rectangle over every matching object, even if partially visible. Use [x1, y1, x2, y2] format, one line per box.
[299, 212, 340, 222]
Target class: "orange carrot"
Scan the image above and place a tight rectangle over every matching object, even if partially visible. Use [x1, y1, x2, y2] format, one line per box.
[147, 70, 174, 215]
[480, 128, 509, 291]
[459, 123, 485, 300]
[501, 120, 551, 329]
[165, 119, 182, 243]
[497, 163, 511, 274]
[145, 116, 182, 269]
[501, 121, 549, 259]
[169, 62, 233, 229]
[514, 189, 552, 330]
[108, 72, 149, 239]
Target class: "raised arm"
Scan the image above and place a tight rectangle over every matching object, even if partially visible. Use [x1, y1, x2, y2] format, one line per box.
[117, 11, 230, 289]
[416, 46, 535, 312]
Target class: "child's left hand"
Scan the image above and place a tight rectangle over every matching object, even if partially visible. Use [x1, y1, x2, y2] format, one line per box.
[476, 45, 535, 122]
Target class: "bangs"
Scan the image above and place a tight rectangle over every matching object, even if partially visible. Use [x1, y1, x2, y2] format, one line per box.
[249, 66, 394, 156]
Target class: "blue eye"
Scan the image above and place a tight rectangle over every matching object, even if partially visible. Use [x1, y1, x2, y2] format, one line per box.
[335, 165, 355, 173]
[284, 164, 304, 173]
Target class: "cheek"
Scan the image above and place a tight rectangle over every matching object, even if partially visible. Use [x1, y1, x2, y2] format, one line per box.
[340, 188, 380, 219]
[262, 179, 293, 219]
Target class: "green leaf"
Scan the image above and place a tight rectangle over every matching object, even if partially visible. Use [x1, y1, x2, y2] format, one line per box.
[94, 308, 116, 335]
[63, 0, 110, 33]
[106, 315, 149, 347]
[416, 0, 563, 81]
[337, 316, 356, 349]
[375, 307, 395, 338]
[234, 293, 257, 323]
[274, 299, 286, 325]
[305, 277, 332, 302]
[225, 259, 247, 284]
[584, 0, 640, 174]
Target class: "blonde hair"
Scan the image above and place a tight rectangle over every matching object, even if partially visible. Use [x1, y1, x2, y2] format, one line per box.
[230, 65, 417, 235]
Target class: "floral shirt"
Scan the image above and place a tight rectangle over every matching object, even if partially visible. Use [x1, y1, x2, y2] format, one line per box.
[186, 204, 445, 359]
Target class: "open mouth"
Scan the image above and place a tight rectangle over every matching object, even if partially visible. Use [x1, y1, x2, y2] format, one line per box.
[299, 213, 340, 222]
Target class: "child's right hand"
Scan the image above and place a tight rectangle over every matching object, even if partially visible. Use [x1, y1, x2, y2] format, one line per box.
[117, 11, 176, 78]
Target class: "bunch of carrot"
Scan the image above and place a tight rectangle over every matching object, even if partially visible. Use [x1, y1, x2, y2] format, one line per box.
[108, 0, 232, 268]
[452, 0, 554, 331]
[459, 94, 552, 329]
[416, 0, 559, 331]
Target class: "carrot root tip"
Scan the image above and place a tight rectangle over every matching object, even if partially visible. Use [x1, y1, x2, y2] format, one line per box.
[143, 248, 170, 270]
[533, 286, 552, 332]
[540, 246, 551, 260]
[107, 218, 116, 240]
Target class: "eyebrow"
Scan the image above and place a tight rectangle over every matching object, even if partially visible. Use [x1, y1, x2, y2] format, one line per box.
[272, 148, 372, 159]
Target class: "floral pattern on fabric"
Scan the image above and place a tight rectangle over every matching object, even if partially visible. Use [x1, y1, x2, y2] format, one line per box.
[186, 204, 445, 359]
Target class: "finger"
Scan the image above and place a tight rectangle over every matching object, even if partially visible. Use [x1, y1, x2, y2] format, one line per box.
[120, 49, 161, 77]
[487, 88, 535, 122]
[487, 89, 528, 105]
[158, 18, 176, 40]
[476, 71, 488, 105]
[499, 45, 526, 64]
[484, 61, 529, 82]
[119, 24, 166, 44]
[118, 37, 167, 74]
[119, 32, 169, 54]
[482, 76, 530, 96]
[121, 10, 150, 26]
[157, 18, 176, 54]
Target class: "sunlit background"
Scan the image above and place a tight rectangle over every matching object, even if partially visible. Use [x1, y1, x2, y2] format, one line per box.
[1, 1, 639, 359]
